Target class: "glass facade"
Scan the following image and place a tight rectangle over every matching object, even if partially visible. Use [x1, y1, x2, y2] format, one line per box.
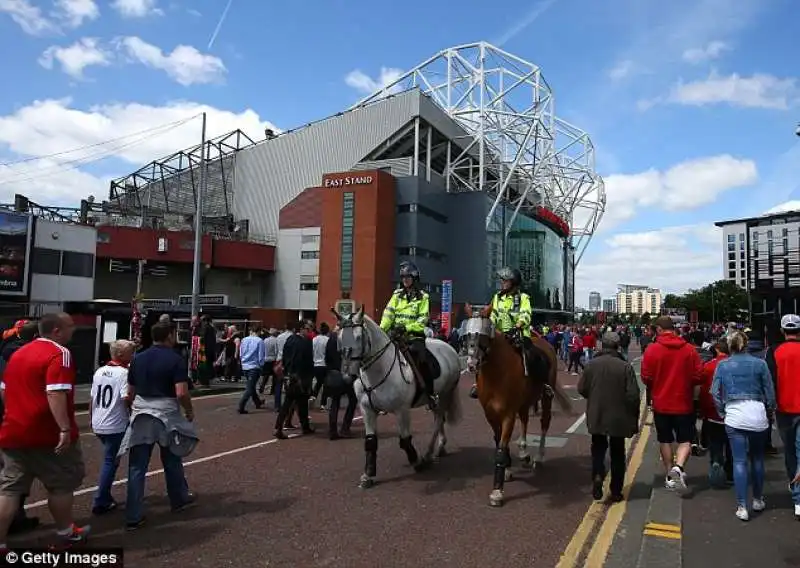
[340, 192, 355, 291]
[485, 197, 571, 311]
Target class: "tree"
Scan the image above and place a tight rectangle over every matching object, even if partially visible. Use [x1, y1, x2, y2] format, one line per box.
[667, 279, 748, 323]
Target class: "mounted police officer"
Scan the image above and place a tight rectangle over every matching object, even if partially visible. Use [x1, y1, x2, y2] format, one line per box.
[379, 261, 437, 410]
[469, 266, 534, 399]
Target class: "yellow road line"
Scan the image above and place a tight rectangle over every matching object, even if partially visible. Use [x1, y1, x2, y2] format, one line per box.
[643, 528, 681, 540]
[555, 388, 648, 568]
[644, 522, 680, 533]
[583, 410, 652, 568]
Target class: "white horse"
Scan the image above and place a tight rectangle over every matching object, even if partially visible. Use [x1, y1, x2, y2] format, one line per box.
[333, 306, 463, 489]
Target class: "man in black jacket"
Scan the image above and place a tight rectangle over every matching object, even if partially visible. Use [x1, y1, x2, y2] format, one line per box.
[274, 321, 315, 439]
[0, 321, 40, 534]
[325, 326, 358, 440]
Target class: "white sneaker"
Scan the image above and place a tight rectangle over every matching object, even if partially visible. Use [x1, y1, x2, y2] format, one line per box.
[668, 466, 689, 494]
[736, 506, 749, 521]
[752, 498, 766, 512]
[794, 504, 800, 519]
[665, 476, 678, 490]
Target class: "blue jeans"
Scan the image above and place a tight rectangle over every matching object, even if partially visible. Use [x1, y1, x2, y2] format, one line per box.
[725, 425, 768, 506]
[238, 367, 262, 411]
[92, 432, 125, 511]
[126, 442, 190, 524]
[777, 413, 800, 504]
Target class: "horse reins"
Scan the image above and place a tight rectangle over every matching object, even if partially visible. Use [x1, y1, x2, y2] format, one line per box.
[343, 321, 412, 413]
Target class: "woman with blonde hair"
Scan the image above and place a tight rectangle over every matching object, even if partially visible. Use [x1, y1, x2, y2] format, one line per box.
[711, 330, 776, 521]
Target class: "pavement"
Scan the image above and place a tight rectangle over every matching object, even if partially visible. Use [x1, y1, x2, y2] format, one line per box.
[604, 388, 800, 567]
[10, 361, 617, 568]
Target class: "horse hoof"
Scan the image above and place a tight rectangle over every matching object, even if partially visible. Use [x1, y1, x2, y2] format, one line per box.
[533, 459, 544, 469]
[504, 469, 514, 482]
[521, 456, 533, 470]
[437, 447, 448, 458]
[489, 490, 504, 507]
[414, 458, 433, 472]
[359, 477, 375, 489]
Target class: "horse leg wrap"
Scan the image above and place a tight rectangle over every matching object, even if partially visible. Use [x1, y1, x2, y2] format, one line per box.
[364, 435, 378, 477]
[544, 384, 554, 399]
[399, 436, 419, 465]
[493, 448, 510, 489]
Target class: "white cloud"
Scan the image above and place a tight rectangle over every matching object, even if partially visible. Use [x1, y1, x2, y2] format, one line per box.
[764, 201, 800, 215]
[117, 36, 226, 86]
[345, 67, 404, 95]
[682, 41, 730, 64]
[608, 60, 634, 80]
[39, 38, 111, 80]
[599, 154, 757, 230]
[643, 72, 799, 110]
[0, 0, 58, 35]
[111, 0, 161, 18]
[0, 0, 99, 34]
[576, 224, 722, 302]
[54, 0, 99, 28]
[0, 98, 279, 205]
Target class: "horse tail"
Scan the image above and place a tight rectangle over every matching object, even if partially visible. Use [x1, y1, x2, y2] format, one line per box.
[551, 379, 574, 415]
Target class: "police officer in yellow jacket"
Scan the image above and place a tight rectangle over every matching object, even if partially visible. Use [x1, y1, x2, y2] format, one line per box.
[469, 266, 534, 399]
[380, 261, 437, 409]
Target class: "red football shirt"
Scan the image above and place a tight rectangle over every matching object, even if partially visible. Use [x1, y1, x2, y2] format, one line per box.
[0, 338, 79, 449]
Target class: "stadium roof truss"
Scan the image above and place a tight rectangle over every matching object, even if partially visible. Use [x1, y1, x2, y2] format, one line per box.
[351, 41, 605, 264]
[107, 129, 256, 230]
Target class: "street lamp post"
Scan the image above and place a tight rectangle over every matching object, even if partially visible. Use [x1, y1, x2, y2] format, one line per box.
[187, 113, 207, 380]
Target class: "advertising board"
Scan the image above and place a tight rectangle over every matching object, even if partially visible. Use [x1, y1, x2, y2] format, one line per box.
[441, 279, 453, 333]
[0, 211, 32, 296]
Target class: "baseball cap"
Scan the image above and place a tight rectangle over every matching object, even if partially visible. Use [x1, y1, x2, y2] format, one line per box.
[780, 314, 800, 331]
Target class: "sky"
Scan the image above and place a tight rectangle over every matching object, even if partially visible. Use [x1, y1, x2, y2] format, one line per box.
[0, 0, 798, 308]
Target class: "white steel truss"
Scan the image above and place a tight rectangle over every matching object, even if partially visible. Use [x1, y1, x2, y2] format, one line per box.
[351, 41, 605, 265]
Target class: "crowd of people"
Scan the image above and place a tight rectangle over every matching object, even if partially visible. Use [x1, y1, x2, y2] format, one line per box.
[575, 314, 800, 524]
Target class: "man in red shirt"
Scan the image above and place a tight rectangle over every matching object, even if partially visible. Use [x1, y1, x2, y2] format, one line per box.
[0, 313, 89, 549]
[641, 316, 703, 494]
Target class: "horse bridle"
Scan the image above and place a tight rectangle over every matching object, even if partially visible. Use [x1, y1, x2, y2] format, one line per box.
[339, 320, 410, 412]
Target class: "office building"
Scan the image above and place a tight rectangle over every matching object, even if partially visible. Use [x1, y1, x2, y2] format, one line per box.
[602, 298, 616, 313]
[616, 284, 662, 315]
[588, 291, 601, 311]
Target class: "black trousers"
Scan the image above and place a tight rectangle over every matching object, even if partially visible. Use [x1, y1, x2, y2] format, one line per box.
[407, 337, 433, 392]
[591, 435, 626, 497]
[704, 420, 733, 479]
[313, 366, 328, 402]
[329, 384, 358, 434]
[275, 375, 311, 431]
[258, 361, 275, 394]
[568, 351, 583, 372]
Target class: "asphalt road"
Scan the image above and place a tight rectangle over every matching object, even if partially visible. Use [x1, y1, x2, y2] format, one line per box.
[14, 367, 597, 568]
[682, 435, 800, 568]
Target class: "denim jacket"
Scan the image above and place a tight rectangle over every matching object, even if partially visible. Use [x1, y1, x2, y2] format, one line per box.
[711, 352, 776, 418]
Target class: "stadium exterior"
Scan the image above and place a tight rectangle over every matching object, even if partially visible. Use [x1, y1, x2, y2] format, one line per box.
[25, 42, 604, 328]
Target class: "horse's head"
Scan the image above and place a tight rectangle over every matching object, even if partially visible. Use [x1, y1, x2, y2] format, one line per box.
[462, 303, 494, 373]
[331, 304, 370, 378]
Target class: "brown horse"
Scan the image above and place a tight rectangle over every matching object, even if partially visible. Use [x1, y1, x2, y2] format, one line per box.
[462, 304, 573, 507]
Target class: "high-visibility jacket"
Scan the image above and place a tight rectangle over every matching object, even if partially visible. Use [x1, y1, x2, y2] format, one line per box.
[380, 288, 430, 335]
[491, 291, 532, 337]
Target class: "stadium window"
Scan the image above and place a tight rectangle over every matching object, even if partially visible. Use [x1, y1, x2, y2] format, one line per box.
[728, 243, 736, 252]
[31, 248, 61, 275]
[61, 251, 94, 278]
[300, 250, 319, 260]
[728, 234, 736, 243]
[300, 283, 318, 291]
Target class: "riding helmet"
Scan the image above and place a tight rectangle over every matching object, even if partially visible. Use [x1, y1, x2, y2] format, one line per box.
[399, 261, 420, 281]
[497, 266, 522, 286]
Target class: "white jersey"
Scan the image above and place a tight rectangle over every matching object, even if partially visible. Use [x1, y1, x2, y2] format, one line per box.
[90, 363, 130, 435]
[312, 334, 329, 367]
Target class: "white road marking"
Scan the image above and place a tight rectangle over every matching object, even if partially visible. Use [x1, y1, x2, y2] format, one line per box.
[25, 415, 364, 511]
[565, 412, 586, 434]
